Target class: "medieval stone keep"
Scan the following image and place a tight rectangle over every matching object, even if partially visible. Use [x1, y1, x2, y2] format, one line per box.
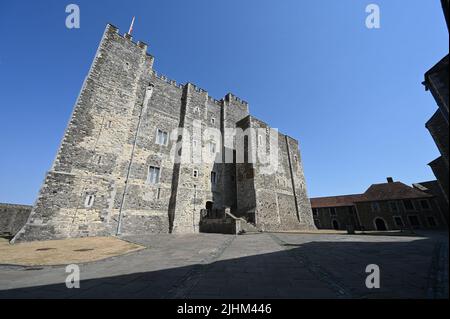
[13, 24, 315, 242]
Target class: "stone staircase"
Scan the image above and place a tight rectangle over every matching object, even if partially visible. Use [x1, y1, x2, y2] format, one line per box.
[224, 211, 263, 235]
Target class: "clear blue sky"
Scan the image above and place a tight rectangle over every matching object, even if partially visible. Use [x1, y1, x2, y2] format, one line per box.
[0, 0, 447, 205]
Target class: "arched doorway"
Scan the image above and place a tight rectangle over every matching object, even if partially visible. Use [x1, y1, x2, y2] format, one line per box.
[332, 220, 339, 230]
[374, 218, 387, 231]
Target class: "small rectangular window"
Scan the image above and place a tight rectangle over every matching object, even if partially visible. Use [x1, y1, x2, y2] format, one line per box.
[209, 142, 216, 154]
[211, 118, 216, 125]
[156, 129, 169, 146]
[84, 195, 95, 208]
[148, 166, 161, 184]
[211, 171, 217, 185]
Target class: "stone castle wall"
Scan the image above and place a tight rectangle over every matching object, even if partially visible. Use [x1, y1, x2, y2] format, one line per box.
[0, 203, 32, 237]
[13, 24, 314, 242]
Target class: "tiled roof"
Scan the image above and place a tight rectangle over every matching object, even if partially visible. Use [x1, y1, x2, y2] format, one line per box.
[310, 194, 363, 208]
[356, 182, 433, 202]
[310, 181, 433, 208]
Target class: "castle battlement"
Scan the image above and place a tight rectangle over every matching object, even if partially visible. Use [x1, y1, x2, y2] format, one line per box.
[151, 70, 183, 89]
[186, 82, 208, 94]
[207, 96, 222, 106]
[105, 25, 249, 108]
[225, 92, 248, 106]
[105, 24, 152, 57]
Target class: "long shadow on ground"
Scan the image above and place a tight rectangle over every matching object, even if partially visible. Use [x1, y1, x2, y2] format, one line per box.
[0, 236, 447, 299]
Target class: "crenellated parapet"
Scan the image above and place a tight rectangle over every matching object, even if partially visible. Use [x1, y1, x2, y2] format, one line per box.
[106, 24, 152, 58]
[225, 92, 249, 107]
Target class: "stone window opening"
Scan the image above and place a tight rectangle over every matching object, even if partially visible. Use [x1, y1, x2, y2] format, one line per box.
[156, 129, 169, 146]
[193, 169, 199, 178]
[209, 141, 216, 154]
[148, 166, 161, 184]
[156, 188, 161, 200]
[211, 117, 215, 125]
[84, 194, 95, 208]
[258, 135, 263, 146]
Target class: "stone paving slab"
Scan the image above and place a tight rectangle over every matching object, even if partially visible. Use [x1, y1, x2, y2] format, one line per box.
[0, 231, 447, 299]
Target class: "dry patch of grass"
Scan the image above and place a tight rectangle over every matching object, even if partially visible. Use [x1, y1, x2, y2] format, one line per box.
[0, 236, 145, 266]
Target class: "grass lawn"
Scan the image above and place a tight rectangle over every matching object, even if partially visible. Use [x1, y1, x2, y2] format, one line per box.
[0, 236, 145, 266]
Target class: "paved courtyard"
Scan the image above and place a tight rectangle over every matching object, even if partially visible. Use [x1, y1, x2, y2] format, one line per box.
[0, 231, 447, 299]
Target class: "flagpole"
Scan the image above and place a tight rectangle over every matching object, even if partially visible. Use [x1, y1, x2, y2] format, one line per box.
[128, 16, 135, 35]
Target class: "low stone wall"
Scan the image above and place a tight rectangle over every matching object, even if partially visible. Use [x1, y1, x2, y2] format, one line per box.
[0, 203, 32, 237]
[199, 218, 240, 235]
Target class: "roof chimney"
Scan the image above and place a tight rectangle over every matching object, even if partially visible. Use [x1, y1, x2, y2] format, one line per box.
[387, 177, 394, 183]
